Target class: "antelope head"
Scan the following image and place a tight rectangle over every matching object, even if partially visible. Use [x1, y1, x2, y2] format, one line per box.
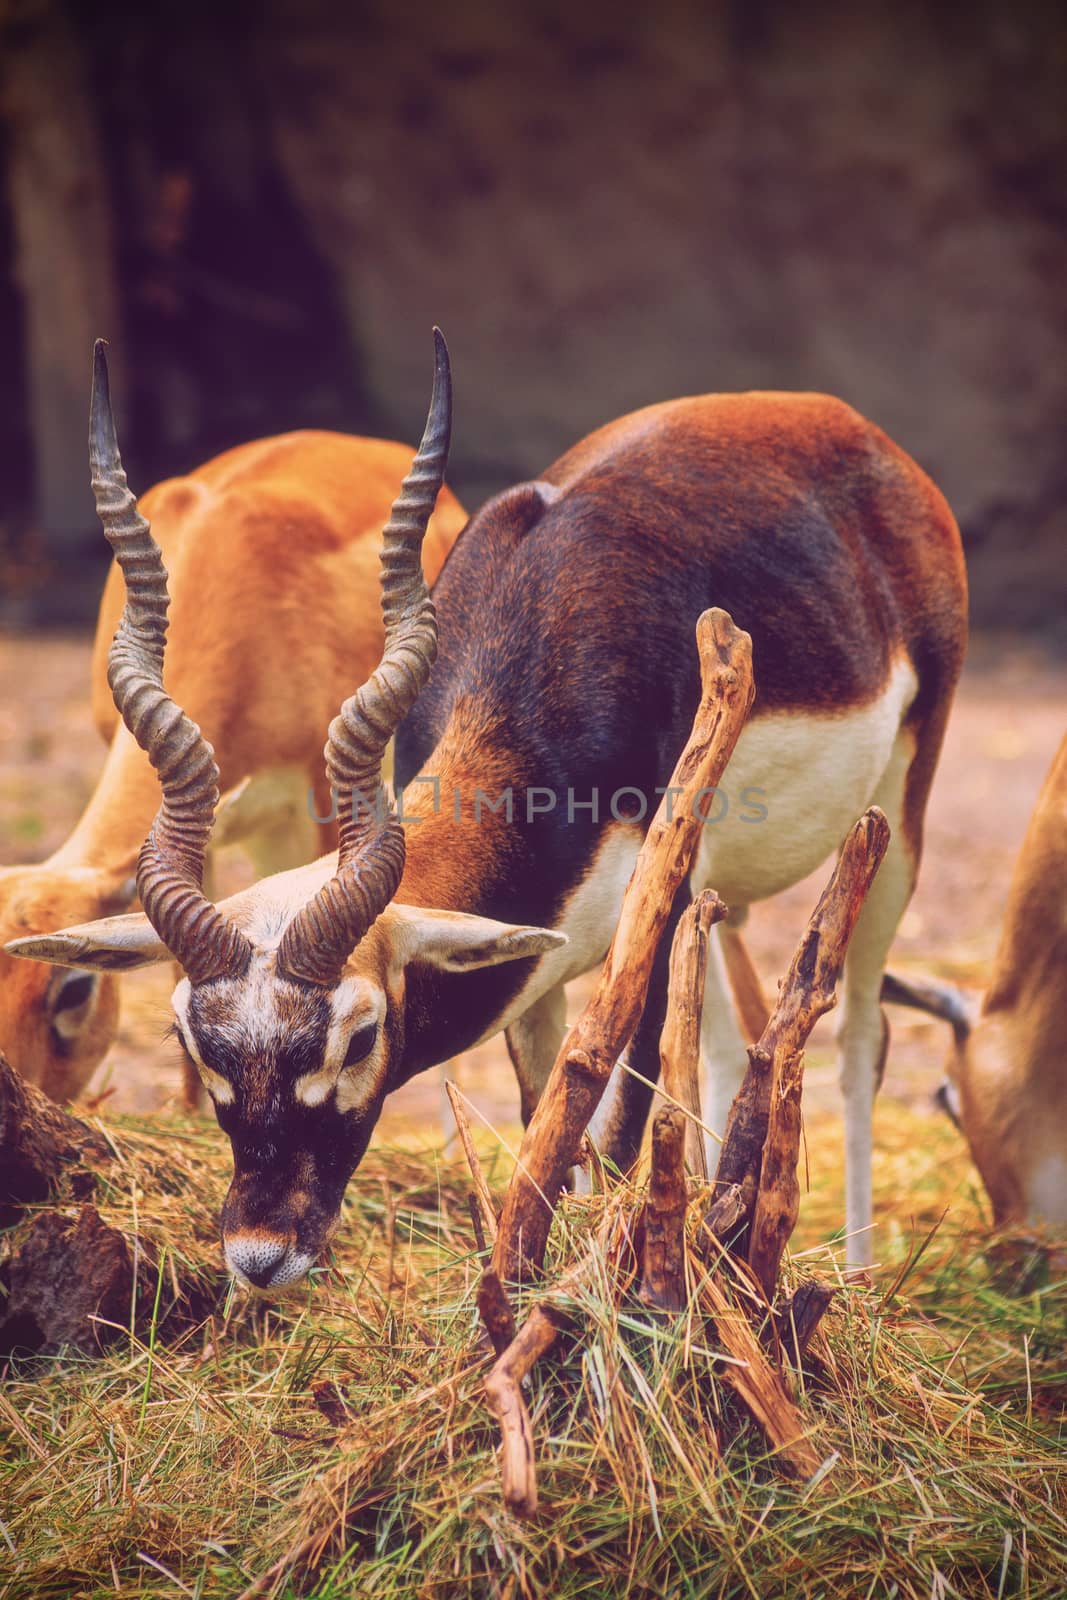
[7, 334, 564, 1288]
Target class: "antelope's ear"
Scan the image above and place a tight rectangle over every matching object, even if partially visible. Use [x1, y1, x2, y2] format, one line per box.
[4, 912, 170, 972]
[881, 971, 977, 1045]
[388, 904, 567, 973]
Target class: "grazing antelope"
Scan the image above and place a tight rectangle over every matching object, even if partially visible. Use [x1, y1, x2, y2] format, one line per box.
[0, 367, 465, 1103]
[884, 733, 1067, 1229]
[10, 333, 967, 1284]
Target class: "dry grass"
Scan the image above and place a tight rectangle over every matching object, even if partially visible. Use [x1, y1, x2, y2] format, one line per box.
[1, 1100, 1065, 1600]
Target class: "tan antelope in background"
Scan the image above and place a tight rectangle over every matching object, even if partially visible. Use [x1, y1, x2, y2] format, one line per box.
[10, 332, 968, 1283]
[0, 361, 466, 1102]
[885, 733, 1067, 1230]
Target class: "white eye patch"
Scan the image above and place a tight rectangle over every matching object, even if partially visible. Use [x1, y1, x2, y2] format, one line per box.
[198, 1061, 236, 1106]
[292, 981, 388, 1111]
[292, 1069, 336, 1108]
[293, 1021, 383, 1109]
[175, 1021, 235, 1105]
[172, 980, 235, 1105]
[334, 1066, 382, 1117]
[170, 970, 387, 1113]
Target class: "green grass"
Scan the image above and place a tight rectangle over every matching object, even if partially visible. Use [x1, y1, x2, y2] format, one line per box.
[0, 1104, 1064, 1600]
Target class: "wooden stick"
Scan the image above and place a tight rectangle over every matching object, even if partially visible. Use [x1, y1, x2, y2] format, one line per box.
[467, 1193, 488, 1256]
[704, 1038, 774, 1246]
[776, 1280, 835, 1365]
[707, 808, 890, 1281]
[444, 1079, 498, 1245]
[746, 807, 890, 1300]
[659, 891, 725, 1178]
[482, 1241, 609, 1519]
[638, 1107, 688, 1311]
[698, 1182, 746, 1253]
[491, 609, 754, 1284]
[484, 1302, 569, 1517]
[477, 1267, 518, 1356]
[699, 1269, 821, 1478]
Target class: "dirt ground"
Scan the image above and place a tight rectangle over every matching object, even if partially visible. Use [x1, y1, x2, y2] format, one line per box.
[0, 627, 1064, 1156]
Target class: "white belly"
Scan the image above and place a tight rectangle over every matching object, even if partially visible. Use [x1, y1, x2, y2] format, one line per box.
[693, 655, 918, 906]
[498, 655, 917, 1030]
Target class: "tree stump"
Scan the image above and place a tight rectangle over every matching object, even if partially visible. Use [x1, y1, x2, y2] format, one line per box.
[0, 1051, 112, 1225]
[0, 1051, 218, 1359]
[1, 1206, 137, 1358]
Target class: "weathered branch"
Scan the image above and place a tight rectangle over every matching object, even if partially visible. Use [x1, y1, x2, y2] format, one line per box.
[699, 1268, 821, 1478]
[445, 1080, 498, 1245]
[707, 810, 889, 1280]
[491, 608, 754, 1284]
[776, 1280, 836, 1364]
[698, 1182, 746, 1254]
[482, 1247, 606, 1517]
[467, 1194, 488, 1256]
[477, 1268, 518, 1357]
[746, 808, 890, 1299]
[476, 669, 892, 1520]
[483, 1301, 570, 1517]
[638, 1107, 688, 1311]
[705, 1040, 774, 1242]
[659, 891, 726, 1178]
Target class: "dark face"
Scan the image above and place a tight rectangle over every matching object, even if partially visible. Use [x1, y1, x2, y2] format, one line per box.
[10, 900, 566, 1289]
[175, 958, 398, 1288]
[215, 1098, 379, 1287]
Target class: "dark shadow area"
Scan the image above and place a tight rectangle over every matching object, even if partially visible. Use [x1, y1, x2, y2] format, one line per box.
[0, 0, 1064, 637]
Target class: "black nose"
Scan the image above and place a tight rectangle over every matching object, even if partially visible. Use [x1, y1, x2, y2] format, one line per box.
[225, 1234, 288, 1287]
[243, 1258, 281, 1289]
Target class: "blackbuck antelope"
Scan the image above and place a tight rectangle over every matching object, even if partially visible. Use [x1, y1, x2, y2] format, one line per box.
[0, 355, 465, 1102]
[885, 733, 1067, 1229]
[10, 333, 967, 1284]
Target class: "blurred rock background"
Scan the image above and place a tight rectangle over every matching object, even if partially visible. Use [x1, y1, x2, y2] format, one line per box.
[0, 0, 1064, 634]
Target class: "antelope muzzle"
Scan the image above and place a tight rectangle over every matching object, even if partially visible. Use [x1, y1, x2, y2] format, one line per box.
[220, 1144, 352, 1290]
